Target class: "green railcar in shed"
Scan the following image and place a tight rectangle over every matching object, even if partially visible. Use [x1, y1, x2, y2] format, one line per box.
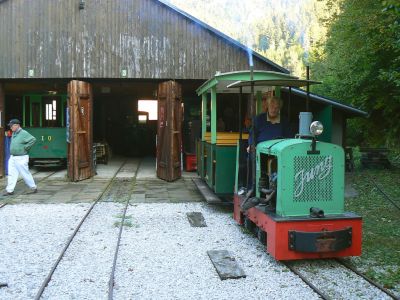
[22, 94, 67, 167]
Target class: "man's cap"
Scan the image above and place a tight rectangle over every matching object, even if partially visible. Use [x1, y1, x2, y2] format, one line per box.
[8, 119, 21, 126]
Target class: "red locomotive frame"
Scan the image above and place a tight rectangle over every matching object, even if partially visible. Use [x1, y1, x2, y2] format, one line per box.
[234, 194, 362, 260]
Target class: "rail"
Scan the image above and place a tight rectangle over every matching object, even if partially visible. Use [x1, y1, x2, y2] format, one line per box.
[107, 159, 142, 299]
[0, 170, 56, 209]
[335, 258, 399, 300]
[34, 160, 129, 300]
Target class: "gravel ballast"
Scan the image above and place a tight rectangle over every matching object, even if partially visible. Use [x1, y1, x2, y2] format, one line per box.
[1, 201, 394, 299]
[290, 259, 393, 299]
[113, 203, 319, 300]
[0, 203, 91, 300]
[41, 202, 123, 299]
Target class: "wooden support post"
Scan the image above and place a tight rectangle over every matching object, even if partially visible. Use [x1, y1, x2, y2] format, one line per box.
[306, 66, 310, 112]
[255, 90, 262, 114]
[211, 87, 217, 144]
[201, 93, 207, 141]
[0, 83, 5, 178]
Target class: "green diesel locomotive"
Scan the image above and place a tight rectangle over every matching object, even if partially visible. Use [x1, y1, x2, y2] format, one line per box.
[196, 70, 362, 260]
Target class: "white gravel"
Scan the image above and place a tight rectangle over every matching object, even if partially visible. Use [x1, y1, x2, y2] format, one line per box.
[291, 259, 392, 300]
[0, 203, 91, 300]
[1, 202, 393, 300]
[113, 203, 319, 300]
[41, 202, 123, 300]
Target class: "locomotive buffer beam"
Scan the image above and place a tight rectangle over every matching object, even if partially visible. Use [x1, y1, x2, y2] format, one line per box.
[288, 227, 352, 253]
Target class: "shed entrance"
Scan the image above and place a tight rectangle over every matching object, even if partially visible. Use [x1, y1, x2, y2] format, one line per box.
[1, 79, 203, 178]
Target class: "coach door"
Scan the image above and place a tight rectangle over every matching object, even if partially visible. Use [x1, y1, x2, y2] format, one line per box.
[67, 80, 94, 181]
[156, 81, 182, 182]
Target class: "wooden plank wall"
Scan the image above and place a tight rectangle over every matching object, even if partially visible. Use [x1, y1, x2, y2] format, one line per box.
[0, 0, 275, 79]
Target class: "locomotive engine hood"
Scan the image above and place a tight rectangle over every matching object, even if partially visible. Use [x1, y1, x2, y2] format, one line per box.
[256, 138, 345, 217]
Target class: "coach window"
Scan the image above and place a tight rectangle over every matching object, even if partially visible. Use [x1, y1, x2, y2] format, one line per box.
[43, 96, 61, 127]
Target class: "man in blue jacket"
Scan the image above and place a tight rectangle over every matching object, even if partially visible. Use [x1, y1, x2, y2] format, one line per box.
[247, 95, 291, 151]
[3, 119, 37, 196]
[245, 96, 292, 191]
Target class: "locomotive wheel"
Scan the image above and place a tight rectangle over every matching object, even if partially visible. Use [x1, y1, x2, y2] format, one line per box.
[244, 217, 256, 234]
[256, 227, 267, 245]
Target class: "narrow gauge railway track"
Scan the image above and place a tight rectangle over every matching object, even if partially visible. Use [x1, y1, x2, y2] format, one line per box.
[282, 261, 330, 300]
[0, 170, 57, 210]
[335, 258, 399, 300]
[283, 259, 399, 300]
[0, 169, 40, 190]
[34, 160, 129, 300]
[108, 159, 142, 300]
[367, 177, 400, 211]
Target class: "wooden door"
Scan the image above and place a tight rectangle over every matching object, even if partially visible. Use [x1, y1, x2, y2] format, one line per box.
[0, 83, 4, 178]
[156, 81, 182, 181]
[67, 80, 94, 181]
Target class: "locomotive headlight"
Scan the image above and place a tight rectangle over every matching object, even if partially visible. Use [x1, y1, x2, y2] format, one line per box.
[310, 121, 324, 136]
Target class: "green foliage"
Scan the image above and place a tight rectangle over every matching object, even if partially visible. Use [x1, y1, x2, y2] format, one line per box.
[165, 0, 338, 77]
[311, 0, 400, 147]
[165, 0, 398, 147]
[346, 168, 400, 292]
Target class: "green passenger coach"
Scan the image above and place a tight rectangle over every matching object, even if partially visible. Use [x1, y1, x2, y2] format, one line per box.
[23, 94, 67, 167]
[195, 70, 316, 198]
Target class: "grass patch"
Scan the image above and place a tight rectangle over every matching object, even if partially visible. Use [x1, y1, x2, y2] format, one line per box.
[345, 165, 400, 292]
[114, 214, 133, 219]
[113, 214, 136, 228]
[113, 219, 136, 228]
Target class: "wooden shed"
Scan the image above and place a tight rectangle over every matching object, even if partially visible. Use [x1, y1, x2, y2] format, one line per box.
[0, 0, 365, 180]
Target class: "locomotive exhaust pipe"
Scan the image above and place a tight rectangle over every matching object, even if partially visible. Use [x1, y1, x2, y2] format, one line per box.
[298, 112, 313, 137]
[310, 207, 325, 218]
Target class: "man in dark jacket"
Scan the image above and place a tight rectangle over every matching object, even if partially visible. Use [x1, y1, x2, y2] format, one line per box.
[3, 119, 37, 196]
[247, 96, 292, 151]
[245, 96, 292, 191]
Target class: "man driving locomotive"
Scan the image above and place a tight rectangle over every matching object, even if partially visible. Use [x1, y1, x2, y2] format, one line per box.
[247, 95, 292, 152]
[243, 94, 292, 206]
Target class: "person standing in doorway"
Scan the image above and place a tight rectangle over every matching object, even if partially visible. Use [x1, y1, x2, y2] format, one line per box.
[3, 119, 37, 196]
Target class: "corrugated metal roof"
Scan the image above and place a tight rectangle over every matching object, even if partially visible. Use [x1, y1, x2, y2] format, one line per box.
[156, 0, 289, 74]
[282, 87, 368, 117]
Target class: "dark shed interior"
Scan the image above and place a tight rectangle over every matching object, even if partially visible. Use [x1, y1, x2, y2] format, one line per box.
[3, 79, 204, 160]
